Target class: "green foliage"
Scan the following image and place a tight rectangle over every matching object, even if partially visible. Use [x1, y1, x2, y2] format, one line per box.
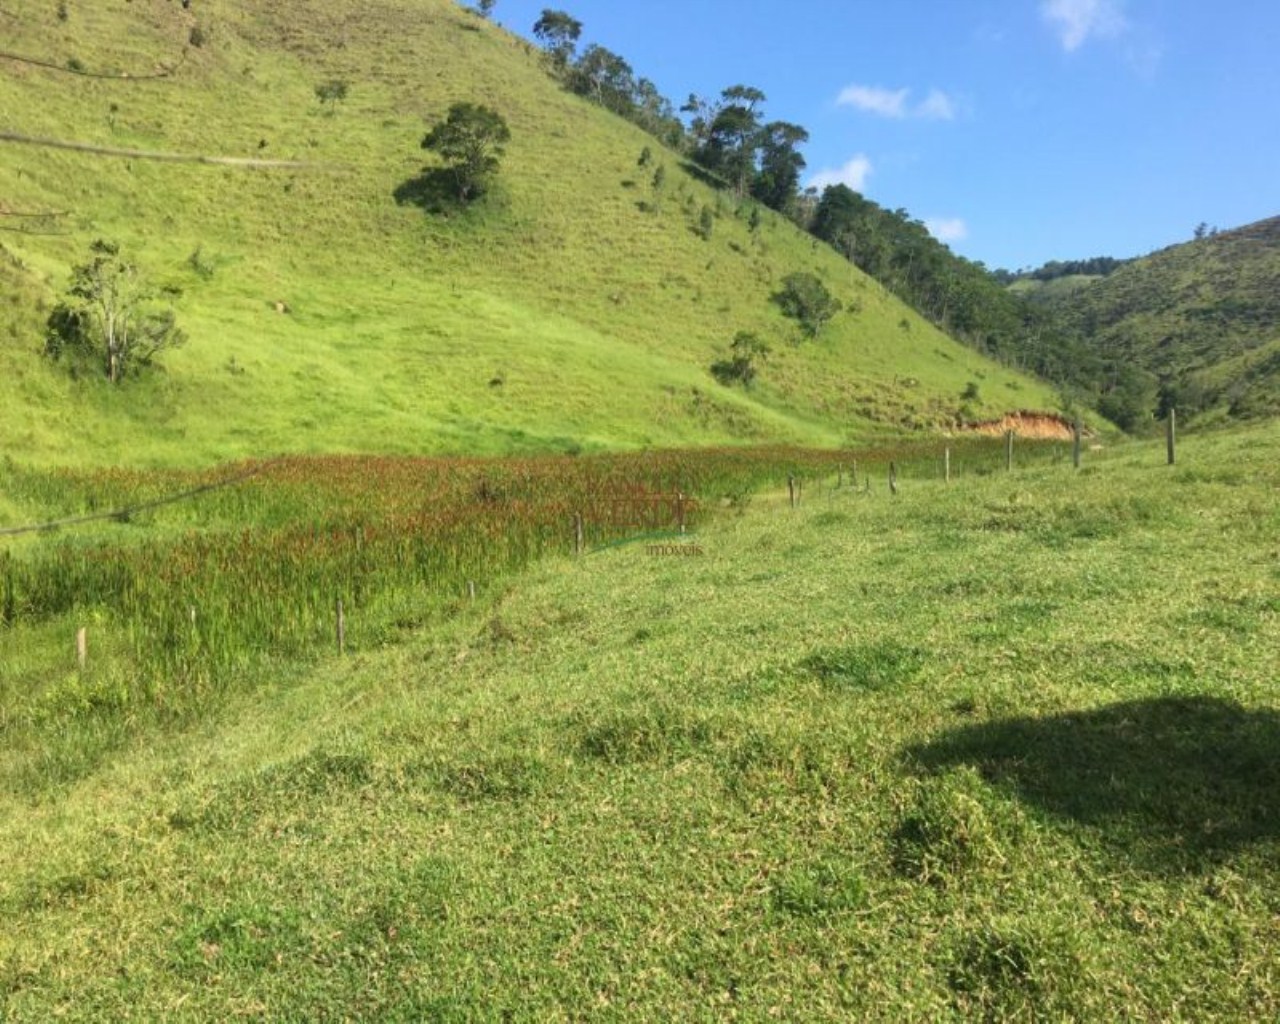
[695, 204, 714, 241]
[186, 245, 215, 281]
[1038, 216, 1280, 425]
[44, 240, 186, 384]
[567, 44, 635, 115]
[752, 121, 809, 214]
[997, 255, 1128, 285]
[811, 184, 1083, 376]
[474, 0, 497, 17]
[710, 330, 770, 387]
[1097, 363, 1158, 433]
[774, 271, 841, 339]
[421, 101, 511, 203]
[314, 79, 349, 112]
[555, 39, 683, 147]
[532, 8, 582, 70]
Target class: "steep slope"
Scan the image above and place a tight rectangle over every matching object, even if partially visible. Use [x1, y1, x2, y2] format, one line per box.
[1042, 217, 1280, 424]
[0, 0, 1060, 467]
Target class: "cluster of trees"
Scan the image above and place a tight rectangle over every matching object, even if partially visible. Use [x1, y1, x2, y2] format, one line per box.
[809, 186, 1025, 352]
[520, 8, 1167, 429]
[531, 10, 685, 149]
[683, 88, 809, 215]
[991, 256, 1127, 285]
[806, 184, 1125, 410]
[529, 10, 806, 217]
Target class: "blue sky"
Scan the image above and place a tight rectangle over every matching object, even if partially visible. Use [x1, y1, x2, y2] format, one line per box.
[490, 0, 1280, 270]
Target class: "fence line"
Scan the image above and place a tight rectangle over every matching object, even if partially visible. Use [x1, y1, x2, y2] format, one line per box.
[8, 430, 1152, 677]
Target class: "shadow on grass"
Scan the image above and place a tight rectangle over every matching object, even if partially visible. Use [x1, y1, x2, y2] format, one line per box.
[906, 696, 1280, 871]
[393, 169, 464, 215]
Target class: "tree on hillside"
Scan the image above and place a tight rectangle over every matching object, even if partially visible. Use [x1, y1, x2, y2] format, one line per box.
[315, 79, 349, 114]
[710, 330, 770, 387]
[532, 9, 582, 70]
[475, 0, 497, 17]
[569, 44, 634, 114]
[44, 239, 186, 383]
[421, 102, 511, 203]
[752, 121, 809, 215]
[692, 85, 766, 198]
[775, 272, 842, 339]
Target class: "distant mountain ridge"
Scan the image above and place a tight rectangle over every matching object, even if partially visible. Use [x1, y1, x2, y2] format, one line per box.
[1036, 216, 1280, 425]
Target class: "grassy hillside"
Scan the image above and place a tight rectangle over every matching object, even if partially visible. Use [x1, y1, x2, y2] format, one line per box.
[3, 423, 1277, 1018]
[0, 0, 1060, 467]
[1008, 273, 1103, 303]
[1039, 217, 1280, 425]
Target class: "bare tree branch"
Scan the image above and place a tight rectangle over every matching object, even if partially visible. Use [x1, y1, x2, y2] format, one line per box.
[0, 131, 338, 170]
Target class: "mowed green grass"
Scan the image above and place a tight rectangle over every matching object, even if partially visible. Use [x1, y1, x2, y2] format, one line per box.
[0, 0, 1060, 467]
[2, 423, 1277, 1020]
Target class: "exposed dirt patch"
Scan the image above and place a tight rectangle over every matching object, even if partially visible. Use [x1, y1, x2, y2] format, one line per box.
[961, 411, 1080, 440]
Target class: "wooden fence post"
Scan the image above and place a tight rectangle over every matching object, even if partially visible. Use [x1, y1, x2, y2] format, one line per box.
[1166, 408, 1176, 466]
[467, 580, 476, 601]
[76, 626, 87, 670]
[944, 446, 951, 483]
[676, 492, 686, 535]
[850, 460, 857, 489]
[889, 462, 898, 496]
[1005, 429, 1014, 472]
[1073, 418, 1082, 469]
[336, 597, 345, 656]
[573, 513, 584, 555]
[788, 475, 796, 509]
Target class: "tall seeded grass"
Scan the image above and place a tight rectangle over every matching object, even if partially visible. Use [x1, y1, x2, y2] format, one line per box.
[3, 439, 1048, 720]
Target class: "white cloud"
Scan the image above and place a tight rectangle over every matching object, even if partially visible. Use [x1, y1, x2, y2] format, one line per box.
[1041, 0, 1127, 52]
[807, 155, 873, 193]
[837, 85, 910, 118]
[916, 89, 957, 121]
[837, 84, 958, 121]
[925, 218, 968, 244]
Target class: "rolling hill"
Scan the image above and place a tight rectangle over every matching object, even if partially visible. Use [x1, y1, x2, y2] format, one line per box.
[1019, 217, 1280, 425]
[0, 0, 1062, 468]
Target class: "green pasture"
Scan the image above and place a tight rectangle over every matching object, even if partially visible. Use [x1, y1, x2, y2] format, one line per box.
[1, 423, 1277, 1019]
